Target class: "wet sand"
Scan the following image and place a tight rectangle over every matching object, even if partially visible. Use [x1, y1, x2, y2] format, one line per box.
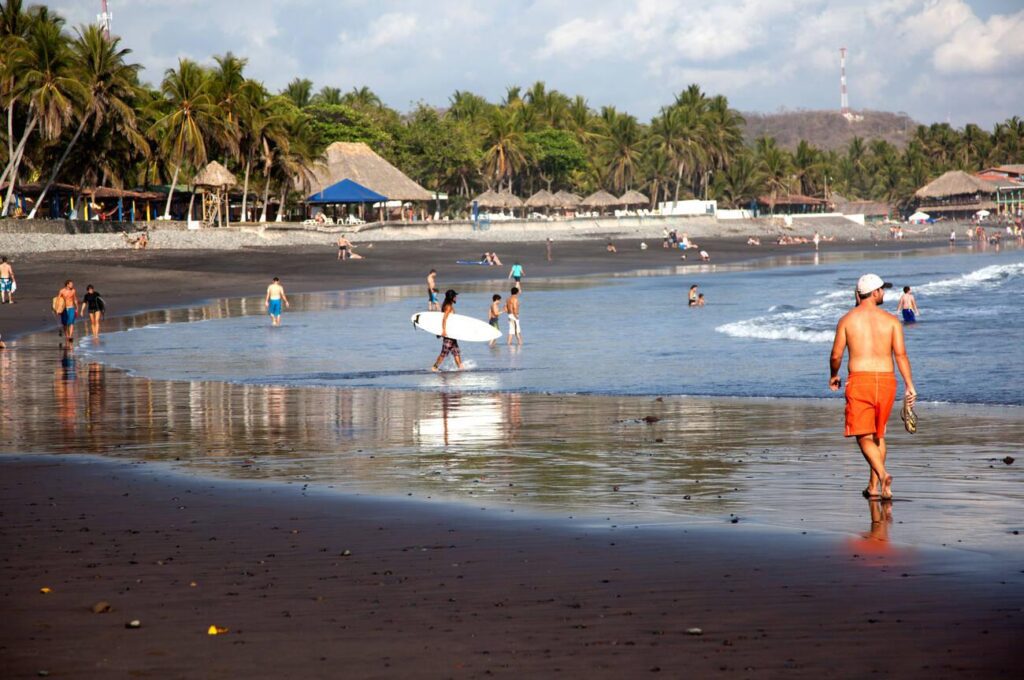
[2, 236, 1022, 676]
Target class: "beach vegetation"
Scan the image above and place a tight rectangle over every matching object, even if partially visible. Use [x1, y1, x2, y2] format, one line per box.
[0, 1, 1021, 220]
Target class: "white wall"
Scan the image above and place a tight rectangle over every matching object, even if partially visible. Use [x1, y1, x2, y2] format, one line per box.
[658, 199, 717, 216]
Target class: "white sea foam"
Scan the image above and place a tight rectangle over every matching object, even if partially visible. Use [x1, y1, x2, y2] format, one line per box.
[717, 260, 1024, 345]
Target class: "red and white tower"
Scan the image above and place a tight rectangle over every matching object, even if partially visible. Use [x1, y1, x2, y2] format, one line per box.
[839, 47, 850, 117]
[97, 1, 112, 39]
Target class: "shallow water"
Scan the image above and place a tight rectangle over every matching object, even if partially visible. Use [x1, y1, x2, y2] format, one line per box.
[81, 244, 1024, 405]
[3, 244, 1022, 558]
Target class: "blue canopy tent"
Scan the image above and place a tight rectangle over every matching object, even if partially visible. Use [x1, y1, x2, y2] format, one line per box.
[307, 178, 387, 205]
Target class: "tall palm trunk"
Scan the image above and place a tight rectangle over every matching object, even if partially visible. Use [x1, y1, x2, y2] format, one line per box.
[186, 188, 197, 224]
[240, 155, 251, 223]
[29, 113, 93, 219]
[1, 115, 39, 217]
[276, 181, 286, 222]
[0, 111, 38, 190]
[258, 160, 271, 222]
[163, 162, 180, 219]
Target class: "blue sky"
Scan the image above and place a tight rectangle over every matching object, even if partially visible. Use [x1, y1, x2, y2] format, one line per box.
[52, 0, 1024, 128]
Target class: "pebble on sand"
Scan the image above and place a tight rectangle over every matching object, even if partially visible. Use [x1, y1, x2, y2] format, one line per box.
[125, 620, 141, 629]
[1003, 456, 1015, 465]
[687, 627, 703, 635]
[91, 601, 111, 614]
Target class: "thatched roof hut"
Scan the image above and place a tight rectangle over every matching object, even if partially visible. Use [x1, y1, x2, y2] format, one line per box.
[310, 142, 432, 202]
[498, 191, 523, 209]
[525, 189, 556, 208]
[473, 189, 503, 208]
[915, 171, 996, 200]
[193, 161, 237, 189]
[580, 190, 621, 208]
[552, 190, 582, 208]
[619, 190, 649, 206]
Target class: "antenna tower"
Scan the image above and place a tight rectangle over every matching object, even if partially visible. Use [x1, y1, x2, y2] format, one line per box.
[97, 1, 112, 39]
[839, 47, 849, 117]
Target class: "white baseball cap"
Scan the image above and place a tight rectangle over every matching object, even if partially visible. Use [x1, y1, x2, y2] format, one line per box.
[856, 273, 893, 295]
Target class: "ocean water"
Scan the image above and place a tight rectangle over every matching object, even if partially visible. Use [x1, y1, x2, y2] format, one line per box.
[82, 246, 1024, 406]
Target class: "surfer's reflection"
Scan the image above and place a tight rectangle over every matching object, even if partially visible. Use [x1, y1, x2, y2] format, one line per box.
[843, 499, 910, 566]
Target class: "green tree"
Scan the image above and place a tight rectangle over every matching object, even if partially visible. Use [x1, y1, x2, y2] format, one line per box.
[281, 77, 312, 109]
[305, 102, 392, 151]
[524, 128, 586, 190]
[29, 24, 144, 218]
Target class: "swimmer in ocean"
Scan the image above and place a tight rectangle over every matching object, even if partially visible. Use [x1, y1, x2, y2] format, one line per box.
[896, 286, 919, 324]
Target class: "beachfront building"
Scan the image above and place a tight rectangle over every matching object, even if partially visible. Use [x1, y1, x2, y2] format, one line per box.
[0, 181, 168, 222]
[756, 193, 831, 215]
[976, 166, 1024, 217]
[307, 142, 432, 221]
[914, 170, 998, 219]
[831, 194, 892, 223]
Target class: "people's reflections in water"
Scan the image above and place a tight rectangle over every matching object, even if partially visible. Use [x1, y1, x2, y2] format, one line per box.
[86, 362, 105, 436]
[55, 347, 78, 438]
[843, 499, 908, 566]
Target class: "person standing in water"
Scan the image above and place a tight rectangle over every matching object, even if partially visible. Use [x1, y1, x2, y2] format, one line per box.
[426, 269, 439, 311]
[688, 285, 699, 307]
[80, 285, 105, 335]
[813, 231, 821, 251]
[829, 274, 917, 501]
[505, 287, 522, 346]
[265, 277, 290, 326]
[488, 294, 503, 347]
[0, 256, 15, 304]
[508, 262, 524, 291]
[896, 286, 919, 325]
[432, 289, 463, 371]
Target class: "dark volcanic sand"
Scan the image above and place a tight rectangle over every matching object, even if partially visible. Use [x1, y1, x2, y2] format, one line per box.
[1, 456, 1019, 678]
[2, 236, 1020, 677]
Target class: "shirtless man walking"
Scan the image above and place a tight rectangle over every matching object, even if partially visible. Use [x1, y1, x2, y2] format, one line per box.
[829, 274, 917, 501]
[265, 277, 290, 326]
[505, 287, 522, 346]
[896, 286, 920, 325]
[0, 256, 14, 304]
[426, 269, 439, 311]
[55, 280, 79, 346]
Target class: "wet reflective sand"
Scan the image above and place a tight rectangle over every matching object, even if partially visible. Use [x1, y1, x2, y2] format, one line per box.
[2, 288, 1022, 558]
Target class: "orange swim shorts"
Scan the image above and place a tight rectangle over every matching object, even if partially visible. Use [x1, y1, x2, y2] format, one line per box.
[844, 372, 897, 438]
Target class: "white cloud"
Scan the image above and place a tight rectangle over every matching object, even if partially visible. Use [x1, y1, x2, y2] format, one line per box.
[932, 8, 1024, 73]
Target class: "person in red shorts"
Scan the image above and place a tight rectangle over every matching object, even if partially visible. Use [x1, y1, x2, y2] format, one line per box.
[829, 273, 917, 501]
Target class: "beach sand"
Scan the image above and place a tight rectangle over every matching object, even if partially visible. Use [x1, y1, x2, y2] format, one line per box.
[1, 237, 1021, 677]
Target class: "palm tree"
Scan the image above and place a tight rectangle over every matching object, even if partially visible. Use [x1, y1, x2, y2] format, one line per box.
[29, 25, 144, 218]
[148, 58, 218, 219]
[757, 138, 792, 214]
[342, 86, 381, 110]
[242, 91, 287, 222]
[481, 107, 527, 191]
[713, 152, 763, 208]
[265, 108, 318, 222]
[447, 90, 490, 125]
[601, 110, 644, 193]
[792, 140, 821, 197]
[1, 0, 32, 171]
[281, 77, 312, 109]
[312, 86, 342, 106]
[2, 14, 83, 216]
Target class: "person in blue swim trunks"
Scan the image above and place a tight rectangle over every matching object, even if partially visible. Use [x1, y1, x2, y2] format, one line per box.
[896, 286, 919, 324]
[265, 277, 290, 326]
[426, 269, 439, 311]
[55, 280, 79, 346]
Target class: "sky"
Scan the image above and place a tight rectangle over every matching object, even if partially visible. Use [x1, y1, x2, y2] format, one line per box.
[50, 0, 1024, 128]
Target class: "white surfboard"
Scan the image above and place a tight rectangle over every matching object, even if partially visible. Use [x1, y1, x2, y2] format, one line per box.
[411, 311, 500, 342]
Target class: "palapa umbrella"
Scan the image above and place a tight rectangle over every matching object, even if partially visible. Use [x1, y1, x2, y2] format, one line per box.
[472, 189, 504, 209]
[553, 190, 582, 208]
[525, 189, 556, 209]
[580, 190, 621, 209]
[618, 190, 650, 207]
[498, 190, 523, 209]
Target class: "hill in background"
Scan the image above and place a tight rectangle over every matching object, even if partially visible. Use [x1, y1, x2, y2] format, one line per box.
[742, 109, 918, 151]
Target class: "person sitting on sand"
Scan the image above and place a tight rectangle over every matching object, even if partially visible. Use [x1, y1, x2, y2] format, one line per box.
[747, 237, 761, 246]
[489, 252, 503, 266]
[606, 240, 617, 253]
[700, 249, 710, 262]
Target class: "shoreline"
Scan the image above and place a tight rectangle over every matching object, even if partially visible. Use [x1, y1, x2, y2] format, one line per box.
[2, 237, 1020, 677]
[1, 453, 1020, 678]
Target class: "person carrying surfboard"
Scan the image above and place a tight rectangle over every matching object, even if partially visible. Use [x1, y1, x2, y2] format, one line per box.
[431, 290, 463, 371]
